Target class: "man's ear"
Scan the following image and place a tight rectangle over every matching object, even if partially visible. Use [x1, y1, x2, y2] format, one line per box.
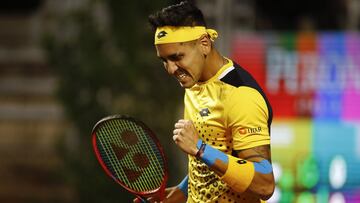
[198, 34, 211, 55]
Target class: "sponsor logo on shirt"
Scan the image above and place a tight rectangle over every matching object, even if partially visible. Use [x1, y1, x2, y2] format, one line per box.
[239, 127, 262, 134]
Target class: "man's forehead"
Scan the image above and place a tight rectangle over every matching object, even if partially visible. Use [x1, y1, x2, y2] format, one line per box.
[155, 43, 185, 57]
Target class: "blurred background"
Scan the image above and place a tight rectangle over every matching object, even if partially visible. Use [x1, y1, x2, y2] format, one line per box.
[0, 0, 359, 202]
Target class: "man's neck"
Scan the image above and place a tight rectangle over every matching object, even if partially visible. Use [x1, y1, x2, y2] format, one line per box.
[200, 49, 227, 81]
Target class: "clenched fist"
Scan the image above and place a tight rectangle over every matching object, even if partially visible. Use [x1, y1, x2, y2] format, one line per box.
[173, 119, 199, 156]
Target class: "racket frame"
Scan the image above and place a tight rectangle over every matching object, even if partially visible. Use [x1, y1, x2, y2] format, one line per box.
[92, 115, 168, 200]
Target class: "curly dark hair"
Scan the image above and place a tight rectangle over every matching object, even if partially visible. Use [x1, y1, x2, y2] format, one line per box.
[148, 1, 207, 30]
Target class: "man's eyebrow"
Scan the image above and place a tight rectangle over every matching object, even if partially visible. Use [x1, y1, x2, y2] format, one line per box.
[168, 52, 184, 60]
[158, 52, 183, 61]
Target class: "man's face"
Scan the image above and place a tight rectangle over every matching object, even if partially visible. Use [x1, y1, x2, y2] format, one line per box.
[156, 40, 206, 88]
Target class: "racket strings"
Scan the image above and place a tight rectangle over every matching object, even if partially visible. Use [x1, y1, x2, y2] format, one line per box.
[114, 120, 162, 190]
[115, 120, 164, 187]
[96, 119, 165, 192]
[100, 121, 145, 189]
[99, 125, 147, 191]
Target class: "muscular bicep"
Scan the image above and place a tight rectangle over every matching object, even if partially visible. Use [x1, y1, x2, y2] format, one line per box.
[234, 144, 272, 162]
[234, 145, 275, 200]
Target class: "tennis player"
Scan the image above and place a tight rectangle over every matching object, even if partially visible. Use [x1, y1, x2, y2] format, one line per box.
[145, 1, 275, 202]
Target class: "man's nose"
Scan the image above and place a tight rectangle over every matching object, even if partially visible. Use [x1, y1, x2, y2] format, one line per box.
[166, 61, 178, 75]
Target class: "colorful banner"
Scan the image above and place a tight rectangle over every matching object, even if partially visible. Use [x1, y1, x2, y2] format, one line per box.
[231, 32, 360, 203]
[232, 31, 360, 121]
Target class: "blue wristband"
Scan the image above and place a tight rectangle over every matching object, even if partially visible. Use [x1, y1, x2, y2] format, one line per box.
[254, 159, 273, 174]
[196, 139, 228, 166]
[196, 141, 272, 174]
[177, 175, 188, 197]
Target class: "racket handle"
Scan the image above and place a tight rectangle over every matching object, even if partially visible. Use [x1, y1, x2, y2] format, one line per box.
[134, 196, 148, 203]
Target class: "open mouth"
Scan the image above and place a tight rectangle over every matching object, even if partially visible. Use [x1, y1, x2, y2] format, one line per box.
[175, 69, 189, 81]
[179, 72, 187, 79]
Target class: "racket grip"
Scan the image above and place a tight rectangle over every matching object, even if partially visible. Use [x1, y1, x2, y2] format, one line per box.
[134, 196, 148, 203]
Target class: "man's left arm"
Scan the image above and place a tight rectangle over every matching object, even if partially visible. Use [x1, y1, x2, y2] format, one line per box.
[233, 145, 275, 200]
[195, 139, 274, 200]
[173, 120, 275, 200]
[173, 88, 275, 199]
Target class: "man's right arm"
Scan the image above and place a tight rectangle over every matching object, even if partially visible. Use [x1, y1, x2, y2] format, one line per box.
[163, 175, 188, 203]
[144, 175, 188, 203]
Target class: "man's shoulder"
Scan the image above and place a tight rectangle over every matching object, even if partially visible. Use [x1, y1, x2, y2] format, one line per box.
[219, 61, 259, 89]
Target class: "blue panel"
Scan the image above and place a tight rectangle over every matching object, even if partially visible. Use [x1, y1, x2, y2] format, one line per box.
[314, 33, 345, 120]
[312, 121, 360, 190]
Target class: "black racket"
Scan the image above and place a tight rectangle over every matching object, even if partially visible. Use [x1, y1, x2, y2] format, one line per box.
[92, 115, 168, 201]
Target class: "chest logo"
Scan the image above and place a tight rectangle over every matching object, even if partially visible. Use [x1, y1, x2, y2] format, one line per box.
[199, 108, 211, 117]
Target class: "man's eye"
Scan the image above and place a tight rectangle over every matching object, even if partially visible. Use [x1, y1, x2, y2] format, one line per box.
[170, 55, 183, 61]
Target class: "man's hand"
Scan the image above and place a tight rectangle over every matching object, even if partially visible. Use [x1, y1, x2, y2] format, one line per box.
[133, 187, 186, 203]
[173, 119, 199, 156]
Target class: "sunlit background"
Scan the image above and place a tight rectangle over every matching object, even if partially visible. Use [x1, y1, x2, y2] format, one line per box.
[0, 0, 359, 202]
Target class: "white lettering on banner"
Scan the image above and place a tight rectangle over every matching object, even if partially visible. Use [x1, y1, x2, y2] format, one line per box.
[299, 53, 317, 93]
[266, 48, 360, 94]
[317, 53, 346, 92]
[266, 47, 298, 94]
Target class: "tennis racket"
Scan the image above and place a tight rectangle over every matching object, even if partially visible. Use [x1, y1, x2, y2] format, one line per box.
[92, 115, 168, 202]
